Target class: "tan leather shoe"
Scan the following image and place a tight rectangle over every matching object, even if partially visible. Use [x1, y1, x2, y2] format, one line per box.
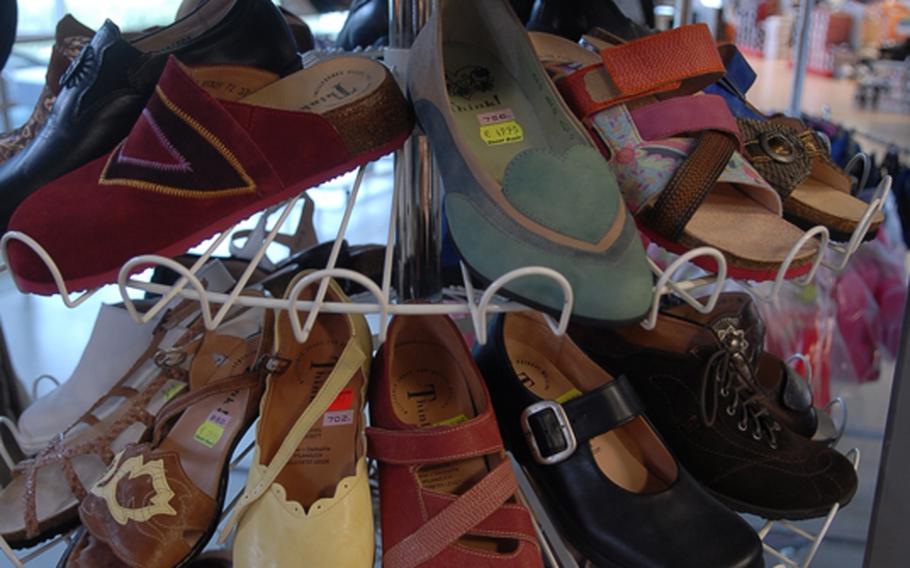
[62, 305, 271, 567]
[221, 273, 375, 568]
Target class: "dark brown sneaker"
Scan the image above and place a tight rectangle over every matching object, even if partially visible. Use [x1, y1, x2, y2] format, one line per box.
[570, 293, 858, 520]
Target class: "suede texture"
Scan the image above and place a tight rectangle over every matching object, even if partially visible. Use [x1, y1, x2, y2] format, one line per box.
[7, 57, 358, 289]
[570, 317, 859, 520]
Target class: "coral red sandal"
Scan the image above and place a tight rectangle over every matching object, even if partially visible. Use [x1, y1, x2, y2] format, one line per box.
[531, 26, 820, 280]
[7, 55, 412, 295]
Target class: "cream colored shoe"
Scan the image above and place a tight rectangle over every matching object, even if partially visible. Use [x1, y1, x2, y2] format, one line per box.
[222, 273, 374, 568]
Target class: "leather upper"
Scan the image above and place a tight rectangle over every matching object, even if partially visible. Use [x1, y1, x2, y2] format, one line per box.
[369, 315, 542, 568]
[474, 313, 764, 568]
[0, 0, 300, 232]
[570, 298, 859, 520]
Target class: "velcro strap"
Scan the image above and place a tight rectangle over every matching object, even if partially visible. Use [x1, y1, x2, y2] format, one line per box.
[367, 411, 503, 465]
[562, 376, 644, 443]
[602, 25, 724, 97]
[643, 130, 739, 239]
[630, 95, 744, 152]
[557, 25, 725, 120]
[382, 460, 517, 568]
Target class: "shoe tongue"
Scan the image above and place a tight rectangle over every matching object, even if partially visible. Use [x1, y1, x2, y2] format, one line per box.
[666, 293, 765, 368]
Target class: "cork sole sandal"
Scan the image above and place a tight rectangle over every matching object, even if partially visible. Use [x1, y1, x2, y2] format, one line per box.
[702, 44, 883, 242]
[531, 28, 820, 280]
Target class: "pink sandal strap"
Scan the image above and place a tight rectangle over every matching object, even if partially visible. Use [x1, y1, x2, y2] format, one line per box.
[630, 95, 744, 152]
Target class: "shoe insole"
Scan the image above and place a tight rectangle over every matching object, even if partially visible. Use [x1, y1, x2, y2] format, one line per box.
[684, 183, 818, 267]
[788, 177, 883, 227]
[390, 341, 513, 554]
[239, 56, 386, 114]
[156, 332, 260, 546]
[443, 41, 548, 183]
[261, 315, 362, 511]
[529, 32, 816, 269]
[185, 65, 280, 101]
[505, 337, 668, 494]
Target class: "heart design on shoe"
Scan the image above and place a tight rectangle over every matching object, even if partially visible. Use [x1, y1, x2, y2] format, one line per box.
[502, 146, 622, 245]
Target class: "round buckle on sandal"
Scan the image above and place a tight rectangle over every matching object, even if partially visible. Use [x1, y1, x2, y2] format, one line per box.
[759, 132, 798, 164]
[154, 348, 187, 369]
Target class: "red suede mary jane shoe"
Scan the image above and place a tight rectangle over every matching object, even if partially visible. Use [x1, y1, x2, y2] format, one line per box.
[6, 56, 412, 294]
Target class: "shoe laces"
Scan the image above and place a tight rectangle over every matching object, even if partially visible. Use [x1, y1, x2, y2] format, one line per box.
[698, 336, 782, 449]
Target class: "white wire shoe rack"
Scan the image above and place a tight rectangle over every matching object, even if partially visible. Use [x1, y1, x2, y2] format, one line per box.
[0, 2, 893, 565]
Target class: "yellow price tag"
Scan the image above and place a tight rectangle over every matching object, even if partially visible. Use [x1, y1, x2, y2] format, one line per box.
[162, 381, 186, 402]
[194, 420, 225, 448]
[480, 120, 524, 146]
[434, 414, 469, 427]
[556, 389, 583, 404]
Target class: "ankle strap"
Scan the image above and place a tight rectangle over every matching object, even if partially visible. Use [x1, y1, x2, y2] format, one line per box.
[218, 338, 366, 541]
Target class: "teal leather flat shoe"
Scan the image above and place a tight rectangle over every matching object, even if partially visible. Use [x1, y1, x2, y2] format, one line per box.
[408, 0, 652, 326]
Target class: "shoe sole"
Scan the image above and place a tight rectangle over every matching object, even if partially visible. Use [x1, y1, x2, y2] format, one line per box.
[13, 129, 412, 296]
[706, 481, 858, 521]
[638, 224, 815, 282]
[451, 235, 650, 329]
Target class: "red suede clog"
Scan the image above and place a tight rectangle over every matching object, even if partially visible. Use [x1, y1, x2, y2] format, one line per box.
[7, 56, 412, 294]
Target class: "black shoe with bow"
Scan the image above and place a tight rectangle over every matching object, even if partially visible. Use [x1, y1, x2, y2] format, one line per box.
[569, 296, 859, 520]
[474, 311, 764, 568]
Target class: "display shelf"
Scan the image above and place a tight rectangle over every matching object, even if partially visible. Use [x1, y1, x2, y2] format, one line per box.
[0, 167, 893, 343]
[759, 448, 862, 568]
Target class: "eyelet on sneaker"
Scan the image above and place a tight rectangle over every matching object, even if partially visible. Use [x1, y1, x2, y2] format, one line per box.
[737, 419, 748, 432]
[720, 387, 730, 397]
[726, 404, 737, 416]
[752, 430, 762, 441]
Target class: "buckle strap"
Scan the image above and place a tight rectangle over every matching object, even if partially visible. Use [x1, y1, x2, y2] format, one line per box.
[558, 25, 725, 120]
[562, 377, 644, 444]
[382, 460, 517, 568]
[737, 118, 812, 199]
[218, 339, 366, 542]
[521, 376, 644, 465]
[367, 411, 503, 466]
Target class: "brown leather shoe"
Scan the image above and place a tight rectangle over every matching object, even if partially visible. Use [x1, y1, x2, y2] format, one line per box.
[0, 15, 92, 164]
[62, 307, 271, 568]
[570, 293, 859, 520]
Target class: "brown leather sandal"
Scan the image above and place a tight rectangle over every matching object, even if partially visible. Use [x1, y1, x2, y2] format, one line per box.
[62, 308, 272, 568]
[0, 303, 210, 548]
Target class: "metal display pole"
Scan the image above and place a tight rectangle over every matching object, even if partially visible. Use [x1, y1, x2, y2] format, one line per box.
[863, 294, 910, 567]
[674, 0, 692, 27]
[788, 0, 815, 116]
[390, 0, 443, 302]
